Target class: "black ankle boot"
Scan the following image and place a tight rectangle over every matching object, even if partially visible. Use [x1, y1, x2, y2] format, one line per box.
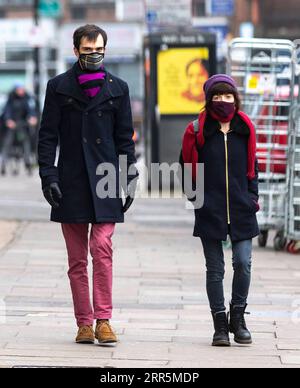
[229, 304, 252, 344]
[211, 311, 231, 347]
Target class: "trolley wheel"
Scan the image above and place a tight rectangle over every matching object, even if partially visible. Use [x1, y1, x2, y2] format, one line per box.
[274, 232, 287, 251]
[258, 231, 268, 247]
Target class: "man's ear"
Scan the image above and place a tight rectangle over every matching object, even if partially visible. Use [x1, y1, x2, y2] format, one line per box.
[74, 47, 79, 58]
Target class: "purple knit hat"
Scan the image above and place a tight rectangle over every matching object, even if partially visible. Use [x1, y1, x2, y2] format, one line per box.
[204, 74, 237, 98]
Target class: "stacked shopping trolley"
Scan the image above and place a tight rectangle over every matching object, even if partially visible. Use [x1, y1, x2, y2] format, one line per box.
[285, 100, 300, 253]
[228, 38, 295, 251]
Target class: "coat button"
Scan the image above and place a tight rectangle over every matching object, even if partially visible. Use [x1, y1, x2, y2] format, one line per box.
[96, 138, 101, 144]
[68, 98, 73, 103]
[97, 111, 102, 117]
[84, 111, 89, 115]
[109, 100, 113, 105]
[83, 137, 87, 143]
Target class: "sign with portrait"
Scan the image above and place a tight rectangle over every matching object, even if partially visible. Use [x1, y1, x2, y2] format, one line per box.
[157, 47, 210, 115]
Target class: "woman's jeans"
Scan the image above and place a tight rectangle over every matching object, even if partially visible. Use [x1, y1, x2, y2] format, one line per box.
[200, 237, 252, 313]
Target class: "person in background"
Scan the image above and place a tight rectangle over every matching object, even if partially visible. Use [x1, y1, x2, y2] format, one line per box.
[0, 83, 37, 175]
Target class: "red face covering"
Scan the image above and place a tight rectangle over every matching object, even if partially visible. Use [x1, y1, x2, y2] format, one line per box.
[208, 101, 236, 123]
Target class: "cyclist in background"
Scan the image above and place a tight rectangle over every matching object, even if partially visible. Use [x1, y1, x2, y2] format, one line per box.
[0, 83, 38, 176]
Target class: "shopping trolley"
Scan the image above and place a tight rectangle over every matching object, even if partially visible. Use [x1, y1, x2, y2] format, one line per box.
[228, 38, 296, 250]
[285, 102, 300, 253]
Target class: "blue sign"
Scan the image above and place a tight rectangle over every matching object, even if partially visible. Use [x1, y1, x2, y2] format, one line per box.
[39, 0, 62, 18]
[146, 10, 158, 24]
[211, 0, 234, 16]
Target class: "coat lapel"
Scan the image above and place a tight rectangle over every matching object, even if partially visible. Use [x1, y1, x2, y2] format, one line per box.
[55, 62, 125, 111]
[85, 70, 124, 112]
[55, 63, 89, 105]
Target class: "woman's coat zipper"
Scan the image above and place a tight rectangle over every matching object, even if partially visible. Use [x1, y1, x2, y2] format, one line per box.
[224, 132, 231, 225]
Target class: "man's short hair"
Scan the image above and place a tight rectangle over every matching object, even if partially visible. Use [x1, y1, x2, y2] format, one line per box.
[73, 24, 108, 50]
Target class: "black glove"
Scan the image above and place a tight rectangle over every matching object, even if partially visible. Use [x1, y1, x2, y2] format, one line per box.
[43, 182, 62, 209]
[122, 179, 137, 214]
[122, 196, 134, 214]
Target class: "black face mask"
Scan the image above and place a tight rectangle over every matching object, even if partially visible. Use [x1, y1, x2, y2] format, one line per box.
[79, 52, 105, 72]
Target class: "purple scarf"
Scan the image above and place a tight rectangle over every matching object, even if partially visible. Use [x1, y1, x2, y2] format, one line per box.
[76, 62, 106, 98]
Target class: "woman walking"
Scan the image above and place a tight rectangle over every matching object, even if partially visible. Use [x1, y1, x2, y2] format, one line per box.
[181, 74, 260, 347]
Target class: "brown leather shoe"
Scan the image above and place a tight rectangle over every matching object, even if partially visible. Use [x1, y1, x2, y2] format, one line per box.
[95, 320, 118, 344]
[76, 325, 95, 344]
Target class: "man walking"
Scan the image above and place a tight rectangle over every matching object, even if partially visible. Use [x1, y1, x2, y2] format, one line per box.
[38, 24, 138, 344]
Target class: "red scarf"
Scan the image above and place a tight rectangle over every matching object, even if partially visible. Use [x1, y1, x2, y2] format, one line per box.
[182, 111, 257, 182]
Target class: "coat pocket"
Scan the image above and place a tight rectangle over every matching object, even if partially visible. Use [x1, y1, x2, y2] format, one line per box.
[246, 194, 260, 213]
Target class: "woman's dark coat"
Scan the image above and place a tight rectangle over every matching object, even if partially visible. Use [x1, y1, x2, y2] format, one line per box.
[181, 113, 260, 242]
[38, 62, 138, 223]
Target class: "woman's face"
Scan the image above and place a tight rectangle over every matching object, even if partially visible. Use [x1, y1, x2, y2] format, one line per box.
[212, 93, 235, 103]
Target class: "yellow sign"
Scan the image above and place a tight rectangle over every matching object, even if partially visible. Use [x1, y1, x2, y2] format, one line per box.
[157, 47, 209, 115]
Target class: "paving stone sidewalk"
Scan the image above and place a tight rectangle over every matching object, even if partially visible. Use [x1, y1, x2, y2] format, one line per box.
[0, 199, 300, 368]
